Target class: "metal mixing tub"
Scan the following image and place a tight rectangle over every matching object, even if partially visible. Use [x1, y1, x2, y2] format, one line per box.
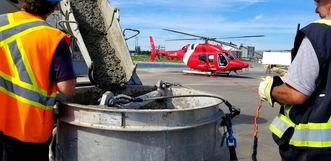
[55, 85, 225, 161]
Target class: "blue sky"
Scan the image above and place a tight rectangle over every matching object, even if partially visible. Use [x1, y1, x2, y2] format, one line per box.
[111, 0, 318, 51]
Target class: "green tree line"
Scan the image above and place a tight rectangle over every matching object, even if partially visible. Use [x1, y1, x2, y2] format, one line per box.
[129, 50, 183, 63]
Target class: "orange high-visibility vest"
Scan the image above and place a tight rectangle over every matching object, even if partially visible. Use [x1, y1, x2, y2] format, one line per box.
[0, 11, 68, 143]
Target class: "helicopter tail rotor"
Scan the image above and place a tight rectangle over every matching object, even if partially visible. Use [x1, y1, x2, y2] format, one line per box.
[149, 36, 157, 62]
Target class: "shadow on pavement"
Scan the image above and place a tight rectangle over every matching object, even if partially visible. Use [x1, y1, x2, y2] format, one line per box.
[231, 114, 268, 125]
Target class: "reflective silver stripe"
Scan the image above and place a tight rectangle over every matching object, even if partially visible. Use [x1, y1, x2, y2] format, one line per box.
[0, 14, 9, 26]
[0, 21, 49, 41]
[0, 76, 55, 106]
[272, 115, 331, 143]
[271, 116, 293, 134]
[292, 129, 331, 142]
[8, 41, 32, 84]
[0, 15, 9, 41]
[0, 16, 55, 107]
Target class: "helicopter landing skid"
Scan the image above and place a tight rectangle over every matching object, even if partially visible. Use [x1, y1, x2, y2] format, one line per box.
[214, 71, 231, 76]
[182, 70, 212, 76]
[182, 70, 231, 76]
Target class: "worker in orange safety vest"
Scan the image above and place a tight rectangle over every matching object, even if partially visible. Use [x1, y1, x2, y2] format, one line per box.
[0, 0, 77, 160]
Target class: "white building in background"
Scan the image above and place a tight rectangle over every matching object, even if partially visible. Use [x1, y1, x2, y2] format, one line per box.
[262, 51, 291, 66]
[215, 44, 292, 65]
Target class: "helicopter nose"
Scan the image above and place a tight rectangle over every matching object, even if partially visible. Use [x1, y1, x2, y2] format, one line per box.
[233, 60, 249, 68]
[242, 62, 249, 68]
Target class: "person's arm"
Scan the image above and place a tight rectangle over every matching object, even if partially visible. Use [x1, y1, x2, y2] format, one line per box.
[51, 38, 77, 96]
[272, 37, 319, 105]
[272, 84, 309, 105]
[56, 79, 76, 96]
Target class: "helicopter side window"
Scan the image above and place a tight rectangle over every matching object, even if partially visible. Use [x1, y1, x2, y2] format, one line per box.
[218, 54, 228, 66]
[198, 54, 206, 62]
[208, 54, 214, 62]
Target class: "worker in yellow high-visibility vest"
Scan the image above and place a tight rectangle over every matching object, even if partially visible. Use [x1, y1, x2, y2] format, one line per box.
[259, 0, 331, 160]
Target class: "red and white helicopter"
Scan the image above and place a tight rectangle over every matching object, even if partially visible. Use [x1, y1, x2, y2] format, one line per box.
[150, 29, 264, 76]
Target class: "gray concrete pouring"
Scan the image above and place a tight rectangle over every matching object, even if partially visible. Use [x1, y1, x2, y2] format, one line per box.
[70, 0, 127, 90]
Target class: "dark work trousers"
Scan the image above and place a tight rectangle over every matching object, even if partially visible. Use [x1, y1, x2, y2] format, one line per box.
[0, 132, 51, 161]
[0, 132, 3, 161]
[281, 152, 307, 161]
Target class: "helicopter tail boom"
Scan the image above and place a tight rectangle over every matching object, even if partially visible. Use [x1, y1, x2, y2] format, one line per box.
[149, 36, 157, 62]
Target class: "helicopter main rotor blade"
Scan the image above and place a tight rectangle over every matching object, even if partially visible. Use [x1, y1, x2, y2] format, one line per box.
[165, 38, 201, 41]
[213, 39, 237, 48]
[163, 29, 206, 39]
[163, 28, 264, 48]
[218, 35, 265, 39]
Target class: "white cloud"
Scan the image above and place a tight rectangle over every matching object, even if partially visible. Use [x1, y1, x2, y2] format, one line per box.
[254, 14, 264, 20]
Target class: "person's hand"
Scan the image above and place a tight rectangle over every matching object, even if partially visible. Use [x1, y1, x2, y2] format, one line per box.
[258, 76, 284, 107]
[272, 67, 287, 79]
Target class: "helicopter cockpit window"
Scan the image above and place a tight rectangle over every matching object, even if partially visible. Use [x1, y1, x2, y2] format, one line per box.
[208, 54, 214, 62]
[198, 54, 206, 62]
[223, 52, 235, 61]
[218, 54, 228, 66]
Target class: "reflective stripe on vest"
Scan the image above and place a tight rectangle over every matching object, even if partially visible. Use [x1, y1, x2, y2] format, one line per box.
[270, 114, 331, 148]
[0, 14, 9, 26]
[269, 114, 296, 138]
[0, 13, 57, 110]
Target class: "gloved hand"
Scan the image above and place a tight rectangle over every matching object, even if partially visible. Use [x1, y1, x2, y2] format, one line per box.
[271, 67, 287, 79]
[258, 76, 284, 107]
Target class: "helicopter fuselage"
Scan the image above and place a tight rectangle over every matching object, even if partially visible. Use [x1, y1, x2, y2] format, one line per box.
[149, 36, 249, 75]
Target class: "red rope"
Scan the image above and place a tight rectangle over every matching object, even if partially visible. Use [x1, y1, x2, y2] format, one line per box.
[217, 77, 263, 160]
[254, 99, 263, 136]
[219, 77, 259, 93]
[217, 77, 262, 134]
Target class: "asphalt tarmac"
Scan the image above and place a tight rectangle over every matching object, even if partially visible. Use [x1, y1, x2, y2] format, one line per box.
[135, 66, 281, 161]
